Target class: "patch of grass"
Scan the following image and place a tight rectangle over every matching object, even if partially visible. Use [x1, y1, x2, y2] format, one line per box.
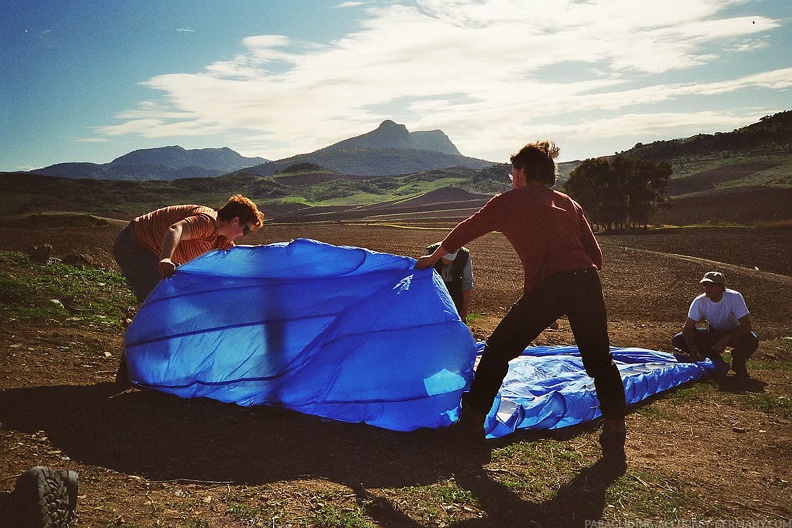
[605, 471, 702, 519]
[178, 519, 209, 528]
[633, 403, 677, 420]
[312, 504, 373, 528]
[226, 502, 261, 523]
[466, 312, 486, 324]
[665, 383, 713, 404]
[745, 394, 792, 418]
[0, 250, 134, 329]
[437, 479, 476, 507]
[490, 440, 587, 496]
[748, 356, 792, 371]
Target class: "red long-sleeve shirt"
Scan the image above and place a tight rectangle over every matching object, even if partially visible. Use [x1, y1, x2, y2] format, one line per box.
[441, 186, 602, 293]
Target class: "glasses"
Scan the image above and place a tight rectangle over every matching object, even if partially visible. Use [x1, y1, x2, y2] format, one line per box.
[241, 222, 251, 236]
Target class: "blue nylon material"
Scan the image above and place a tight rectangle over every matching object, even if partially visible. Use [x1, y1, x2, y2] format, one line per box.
[482, 344, 713, 439]
[125, 239, 477, 431]
[126, 239, 712, 436]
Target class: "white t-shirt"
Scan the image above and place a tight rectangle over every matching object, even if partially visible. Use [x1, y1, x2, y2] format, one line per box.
[687, 289, 750, 331]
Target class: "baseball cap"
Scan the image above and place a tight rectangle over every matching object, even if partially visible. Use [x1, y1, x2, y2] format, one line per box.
[699, 271, 725, 285]
[442, 252, 457, 261]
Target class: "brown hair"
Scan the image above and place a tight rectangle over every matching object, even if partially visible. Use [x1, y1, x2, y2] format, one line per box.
[510, 140, 560, 187]
[216, 194, 264, 229]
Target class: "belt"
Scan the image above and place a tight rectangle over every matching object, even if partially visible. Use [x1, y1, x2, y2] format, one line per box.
[549, 267, 596, 279]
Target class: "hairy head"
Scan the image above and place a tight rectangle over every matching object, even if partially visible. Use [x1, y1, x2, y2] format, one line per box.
[510, 140, 559, 187]
[216, 194, 265, 229]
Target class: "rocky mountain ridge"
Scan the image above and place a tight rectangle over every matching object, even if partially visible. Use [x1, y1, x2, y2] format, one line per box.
[30, 121, 492, 181]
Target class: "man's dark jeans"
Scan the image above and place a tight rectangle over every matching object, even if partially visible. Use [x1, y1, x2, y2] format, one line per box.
[671, 327, 758, 366]
[465, 268, 627, 421]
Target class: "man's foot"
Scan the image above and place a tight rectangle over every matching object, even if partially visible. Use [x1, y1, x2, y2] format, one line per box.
[457, 402, 486, 437]
[599, 418, 626, 458]
[733, 368, 750, 392]
[707, 355, 730, 380]
[444, 400, 487, 447]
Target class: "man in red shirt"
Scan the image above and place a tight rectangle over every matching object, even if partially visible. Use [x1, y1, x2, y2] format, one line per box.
[416, 141, 627, 457]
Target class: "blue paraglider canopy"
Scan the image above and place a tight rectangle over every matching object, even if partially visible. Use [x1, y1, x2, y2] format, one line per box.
[125, 239, 713, 437]
[126, 238, 478, 432]
[481, 344, 712, 439]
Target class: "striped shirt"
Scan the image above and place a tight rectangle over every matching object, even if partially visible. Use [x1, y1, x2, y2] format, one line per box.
[133, 205, 233, 265]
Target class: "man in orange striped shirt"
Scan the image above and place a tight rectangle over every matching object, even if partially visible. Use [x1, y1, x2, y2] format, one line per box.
[114, 194, 264, 305]
[113, 194, 264, 386]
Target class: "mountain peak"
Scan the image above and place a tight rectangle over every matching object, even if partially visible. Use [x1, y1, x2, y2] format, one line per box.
[323, 120, 461, 156]
[33, 146, 268, 181]
[376, 119, 409, 133]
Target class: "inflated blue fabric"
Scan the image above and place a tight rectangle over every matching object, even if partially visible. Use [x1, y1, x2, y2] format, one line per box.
[125, 238, 478, 432]
[126, 238, 712, 437]
[483, 344, 713, 439]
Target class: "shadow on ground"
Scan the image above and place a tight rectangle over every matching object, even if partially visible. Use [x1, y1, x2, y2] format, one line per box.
[0, 382, 627, 526]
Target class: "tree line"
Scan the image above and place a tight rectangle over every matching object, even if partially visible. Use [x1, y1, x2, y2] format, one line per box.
[563, 155, 671, 231]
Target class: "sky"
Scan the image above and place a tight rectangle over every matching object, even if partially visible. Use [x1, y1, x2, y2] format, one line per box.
[1, 0, 790, 172]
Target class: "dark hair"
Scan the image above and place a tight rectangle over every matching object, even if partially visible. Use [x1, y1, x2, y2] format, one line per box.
[510, 140, 560, 187]
[216, 194, 264, 229]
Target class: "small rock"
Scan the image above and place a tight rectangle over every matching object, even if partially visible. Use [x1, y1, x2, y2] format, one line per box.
[27, 244, 53, 264]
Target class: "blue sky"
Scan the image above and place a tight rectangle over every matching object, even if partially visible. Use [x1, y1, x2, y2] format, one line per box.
[1, 0, 790, 171]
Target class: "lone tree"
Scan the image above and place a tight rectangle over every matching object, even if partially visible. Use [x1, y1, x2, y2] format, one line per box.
[563, 155, 670, 231]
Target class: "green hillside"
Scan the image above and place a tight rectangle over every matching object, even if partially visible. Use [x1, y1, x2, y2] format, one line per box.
[0, 165, 511, 221]
[3, 111, 791, 226]
[618, 110, 792, 188]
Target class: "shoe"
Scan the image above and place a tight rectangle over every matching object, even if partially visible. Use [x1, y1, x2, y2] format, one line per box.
[707, 355, 730, 380]
[733, 368, 750, 392]
[599, 418, 626, 458]
[445, 398, 487, 448]
[458, 403, 486, 436]
[12, 466, 78, 528]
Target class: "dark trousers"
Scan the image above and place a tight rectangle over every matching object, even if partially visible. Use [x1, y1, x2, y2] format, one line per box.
[113, 222, 160, 305]
[465, 268, 627, 420]
[672, 328, 758, 366]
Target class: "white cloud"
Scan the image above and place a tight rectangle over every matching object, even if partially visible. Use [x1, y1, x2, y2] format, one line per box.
[75, 137, 110, 143]
[99, 0, 787, 161]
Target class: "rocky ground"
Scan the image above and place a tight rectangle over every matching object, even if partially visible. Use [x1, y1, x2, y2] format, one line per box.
[0, 219, 790, 526]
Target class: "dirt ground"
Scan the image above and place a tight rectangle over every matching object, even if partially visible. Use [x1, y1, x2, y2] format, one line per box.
[0, 220, 790, 526]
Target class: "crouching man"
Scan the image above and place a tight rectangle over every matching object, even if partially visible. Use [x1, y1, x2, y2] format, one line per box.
[672, 271, 758, 386]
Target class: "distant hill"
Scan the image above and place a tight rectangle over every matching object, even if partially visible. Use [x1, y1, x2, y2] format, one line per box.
[31, 146, 269, 181]
[614, 110, 792, 195]
[620, 110, 792, 162]
[28, 121, 494, 180]
[7, 112, 791, 227]
[238, 120, 495, 177]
